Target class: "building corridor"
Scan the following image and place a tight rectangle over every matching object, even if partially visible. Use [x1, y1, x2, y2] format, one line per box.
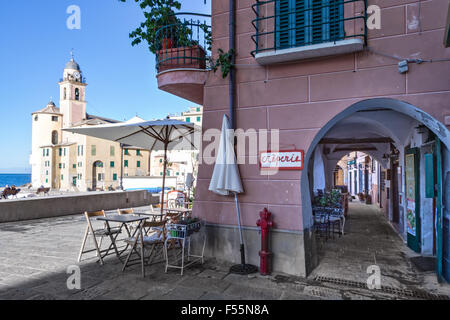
[309, 202, 450, 297]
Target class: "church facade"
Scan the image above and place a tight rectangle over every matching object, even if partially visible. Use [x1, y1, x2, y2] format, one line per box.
[30, 57, 150, 191]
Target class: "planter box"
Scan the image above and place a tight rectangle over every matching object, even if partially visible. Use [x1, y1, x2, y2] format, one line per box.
[157, 45, 206, 73]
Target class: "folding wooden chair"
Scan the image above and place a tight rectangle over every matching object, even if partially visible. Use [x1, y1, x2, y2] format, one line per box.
[122, 220, 167, 277]
[77, 210, 122, 265]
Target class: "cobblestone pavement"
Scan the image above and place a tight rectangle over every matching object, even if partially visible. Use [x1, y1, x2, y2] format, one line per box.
[0, 203, 449, 300]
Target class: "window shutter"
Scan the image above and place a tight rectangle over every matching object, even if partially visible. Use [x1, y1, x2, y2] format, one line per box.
[295, 0, 308, 45]
[276, 0, 293, 49]
[328, 0, 344, 41]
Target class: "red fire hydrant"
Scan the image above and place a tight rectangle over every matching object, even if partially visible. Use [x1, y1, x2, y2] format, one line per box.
[256, 208, 274, 276]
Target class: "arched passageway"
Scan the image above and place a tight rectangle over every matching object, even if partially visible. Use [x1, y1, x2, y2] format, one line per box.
[301, 98, 450, 283]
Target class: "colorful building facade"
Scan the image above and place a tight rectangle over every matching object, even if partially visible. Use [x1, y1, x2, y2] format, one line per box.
[154, 1, 450, 281]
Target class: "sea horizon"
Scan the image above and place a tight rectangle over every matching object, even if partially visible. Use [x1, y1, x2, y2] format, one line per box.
[0, 173, 32, 188]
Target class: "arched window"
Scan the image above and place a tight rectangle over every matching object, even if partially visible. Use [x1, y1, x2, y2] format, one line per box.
[51, 130, 58, 145]
[63, 88, 67, 100]
[75, 88, 80, 101]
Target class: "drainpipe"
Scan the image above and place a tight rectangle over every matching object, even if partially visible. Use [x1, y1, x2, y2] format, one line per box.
[229, 0, 236, 130]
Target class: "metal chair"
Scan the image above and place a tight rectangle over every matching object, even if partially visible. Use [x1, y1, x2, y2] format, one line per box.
[77, 210, 122, 265]
[314, 211, 330, 241]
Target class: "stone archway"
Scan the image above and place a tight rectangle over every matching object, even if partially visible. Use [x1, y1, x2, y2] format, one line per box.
[300, 98, 450, 280]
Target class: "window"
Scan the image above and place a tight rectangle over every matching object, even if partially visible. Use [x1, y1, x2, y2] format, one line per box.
[46, 170, 48, 176]
[81, 145, 84, 156]
[136, 150, 141, 156]
[52, 131, 58, 145]
[52, 116, 58, 122]
[186, 117, 191, 123]
[159, 159, 163, 163]
[64, 148, 66, 156]
[110, 146, 115, 156]
[176, 172, 179, 176]
[276, 0, 344, 49]
[196, 107, 200, 112]
[197, 116, 201, 122]
[91, 145, 96, 156]
[110, 161, 115, 168]
[75, 88, 80, 101]
[113, 173, 117, 181]
[124, 160, 128, 167]
[124, 149, 130, 155]
[46, 149, 49, 157]
[160, 172, 163, 176]
[59, 148, 62, 156]
[61, 174, 63, 180]
[73, 164, 76, 169]
[43, 149, 45, 157]
[98, 173, 104, 181]
[64, 87, 67, 100]
[59, 163, 62, 169]
[137, 161, 141, 168]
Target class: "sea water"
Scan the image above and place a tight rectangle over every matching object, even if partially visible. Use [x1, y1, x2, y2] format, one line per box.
[0, 174, 31, 188]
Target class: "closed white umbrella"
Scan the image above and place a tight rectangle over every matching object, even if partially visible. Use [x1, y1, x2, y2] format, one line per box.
[64, 117, 199, 214]
[209, 115, 257, 274]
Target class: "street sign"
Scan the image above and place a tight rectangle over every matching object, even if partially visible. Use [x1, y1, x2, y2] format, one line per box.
[259, 150, 304, 170]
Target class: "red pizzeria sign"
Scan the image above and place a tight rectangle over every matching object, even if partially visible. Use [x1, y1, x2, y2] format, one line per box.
[259, 150, 304, 170]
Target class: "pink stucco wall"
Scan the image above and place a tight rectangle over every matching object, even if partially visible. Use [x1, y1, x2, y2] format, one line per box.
[194, 0, 450, 232]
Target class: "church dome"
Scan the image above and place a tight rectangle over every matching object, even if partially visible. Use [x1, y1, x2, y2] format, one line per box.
[65, 58, 80, 71]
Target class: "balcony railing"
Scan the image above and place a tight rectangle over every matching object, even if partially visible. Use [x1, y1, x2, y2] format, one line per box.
[251, 0, 367, 57]
[155, 13, 211, 73]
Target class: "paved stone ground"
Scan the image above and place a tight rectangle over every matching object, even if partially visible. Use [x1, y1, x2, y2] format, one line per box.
[310, 202, 450, 299]
[0, 203, 449, 300]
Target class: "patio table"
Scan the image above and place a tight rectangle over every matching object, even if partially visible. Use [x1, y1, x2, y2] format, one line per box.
[96, 215, 148, 263]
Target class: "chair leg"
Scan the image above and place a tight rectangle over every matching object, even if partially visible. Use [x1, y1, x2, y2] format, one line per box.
[78, 226, 89, 262]
[98, 236, 104, 255]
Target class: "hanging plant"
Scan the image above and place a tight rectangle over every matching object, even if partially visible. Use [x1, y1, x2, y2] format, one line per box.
[212, 48, 235, 79]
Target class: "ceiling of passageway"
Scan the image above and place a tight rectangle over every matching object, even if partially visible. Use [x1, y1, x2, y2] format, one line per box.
[320, 110, 419, 166]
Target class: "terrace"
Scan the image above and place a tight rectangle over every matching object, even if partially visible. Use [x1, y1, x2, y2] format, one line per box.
[0, 204, 449, 300]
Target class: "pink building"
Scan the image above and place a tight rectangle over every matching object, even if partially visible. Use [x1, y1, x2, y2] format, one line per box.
[155, 0, 450, 281]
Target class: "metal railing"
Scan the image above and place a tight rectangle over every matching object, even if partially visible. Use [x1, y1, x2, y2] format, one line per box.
[251, 0, 367, 57]
[155, 13, 211, 73]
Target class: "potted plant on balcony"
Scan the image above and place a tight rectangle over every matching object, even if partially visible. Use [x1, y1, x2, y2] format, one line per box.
[119, 0, 182, 54]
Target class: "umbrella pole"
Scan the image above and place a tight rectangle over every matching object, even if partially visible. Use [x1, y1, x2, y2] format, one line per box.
[234, 192, 245, 265]
[160, 142, 168, 214]
[229, 192, 257, 275]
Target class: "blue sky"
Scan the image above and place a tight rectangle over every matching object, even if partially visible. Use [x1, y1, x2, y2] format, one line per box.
[0, 0, 210, 173]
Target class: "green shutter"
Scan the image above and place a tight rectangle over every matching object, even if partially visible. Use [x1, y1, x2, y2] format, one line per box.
[276, 0, 292, 49]
[110, 161, 115, 168]
[124, 160, 128, 167]
[113, 173, 117, 181]
[295, 0, 308, 45]
[137, 161, 141, 168]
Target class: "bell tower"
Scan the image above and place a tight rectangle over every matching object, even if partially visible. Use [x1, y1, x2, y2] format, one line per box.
[59, 51, 87, 128]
